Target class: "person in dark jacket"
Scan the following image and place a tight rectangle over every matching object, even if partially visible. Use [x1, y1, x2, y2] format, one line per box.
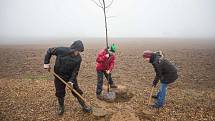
[143, 50, 178, 108]
[44, 40, 91, 115]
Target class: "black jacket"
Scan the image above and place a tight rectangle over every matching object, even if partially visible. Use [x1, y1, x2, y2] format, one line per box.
[150, 53, 178, 85]
[44, 40, 84, 83]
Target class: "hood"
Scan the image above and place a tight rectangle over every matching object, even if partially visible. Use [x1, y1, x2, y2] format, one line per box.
[70, 40, 84, 52]
[150, 53, 161, 64]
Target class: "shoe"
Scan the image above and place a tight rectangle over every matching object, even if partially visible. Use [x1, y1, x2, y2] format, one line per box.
[152, 95, 158, 99]
[58, 105, 64, 115]
[77, 98, 92, 113]
[83, 106, 92, 113]
[57, 97, 65, 115]
[96, 94, 104, 100]
[110, 83, 117, 88]
[152, 104, 163, 109]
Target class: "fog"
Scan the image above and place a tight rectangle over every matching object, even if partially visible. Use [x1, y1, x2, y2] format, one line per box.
[0, 0, 215, 43]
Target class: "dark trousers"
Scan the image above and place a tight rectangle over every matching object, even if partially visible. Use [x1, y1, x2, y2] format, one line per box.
[54, 76, 83, 98]
[96, 71, 113, 95]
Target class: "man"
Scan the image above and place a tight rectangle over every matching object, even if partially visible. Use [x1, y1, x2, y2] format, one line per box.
[143, 50, 178, 108]
[96, 44, 118, 99]
[44, 40, 91, 115]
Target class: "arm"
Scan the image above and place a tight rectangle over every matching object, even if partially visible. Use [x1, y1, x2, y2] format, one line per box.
[96, 52, 108, 63]
[69, 61, 81, 84]
[108, 55, 115, 73]
[44, 47, 68, 67]
[152, 62, 162, 86]
[44, 47, 58, 68]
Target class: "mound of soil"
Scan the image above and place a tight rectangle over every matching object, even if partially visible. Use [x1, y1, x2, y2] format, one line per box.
[110, 112, 140, 121]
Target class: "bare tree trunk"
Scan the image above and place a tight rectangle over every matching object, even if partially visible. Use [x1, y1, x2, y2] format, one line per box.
[91, 0, 114, 48]
[102, 0, 109, 48]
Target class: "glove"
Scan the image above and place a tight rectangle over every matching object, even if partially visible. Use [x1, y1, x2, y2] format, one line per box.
[44, 64, 51, 72]
[152, 80, 157, 87]
[105, 54, 109, 58]
[67, 82, 74, 88]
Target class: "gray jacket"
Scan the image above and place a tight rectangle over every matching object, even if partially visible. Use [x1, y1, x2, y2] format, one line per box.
[150, 53, 178, 85]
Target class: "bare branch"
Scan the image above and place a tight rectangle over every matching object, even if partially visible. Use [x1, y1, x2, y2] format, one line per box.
[99, 0, 104, 8]
[105, 0, 114, 8]
[91, 0, 103, 8]
[91, 0, 114, 48]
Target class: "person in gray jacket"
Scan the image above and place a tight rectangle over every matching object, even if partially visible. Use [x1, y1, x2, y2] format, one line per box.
[143, 50, 178, 108]
[44, 40, 91, 115]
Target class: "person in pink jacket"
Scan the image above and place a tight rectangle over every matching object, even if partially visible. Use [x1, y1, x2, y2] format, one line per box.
[96, 44, 118, 99]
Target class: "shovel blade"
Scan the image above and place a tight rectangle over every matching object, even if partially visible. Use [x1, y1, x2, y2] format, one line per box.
[103, 91, 116, 102]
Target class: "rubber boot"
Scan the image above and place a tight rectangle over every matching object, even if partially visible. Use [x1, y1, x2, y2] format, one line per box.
[57, 97, 65, 115]
[77, 98, 92, 113]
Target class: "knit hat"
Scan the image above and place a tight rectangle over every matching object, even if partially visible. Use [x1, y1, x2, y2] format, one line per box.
[109, 44, 117, 53]
[143, 50, 153, 58]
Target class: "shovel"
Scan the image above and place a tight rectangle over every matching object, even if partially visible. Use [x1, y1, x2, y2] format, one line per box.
[51, 71, 108, 117]
[148, 86, 154, 105]
[103, 73, 116, 102]
[51, 71, 91, 107]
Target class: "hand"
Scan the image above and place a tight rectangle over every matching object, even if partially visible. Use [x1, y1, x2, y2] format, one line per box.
[105, 54, 109, 58]
[44, 64, 51, 72]
[106, 70, 110, 74]
[152, 82, 157, 87]
[68, 82, 73, 88]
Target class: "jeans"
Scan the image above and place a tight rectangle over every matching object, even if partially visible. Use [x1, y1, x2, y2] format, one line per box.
[96, 71, 113, 95]
[155, 83, 167, 107]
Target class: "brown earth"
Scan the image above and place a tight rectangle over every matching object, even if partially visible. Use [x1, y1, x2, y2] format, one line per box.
[0, 39, 215, 121]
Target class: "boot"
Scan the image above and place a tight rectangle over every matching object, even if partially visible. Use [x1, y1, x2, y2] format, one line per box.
[152, 95, 158, 99]
[110, 83, 117, 88]
[77, 98, 92, 113]
[152, 104, 163, 109]
[57, 97, 65, 115]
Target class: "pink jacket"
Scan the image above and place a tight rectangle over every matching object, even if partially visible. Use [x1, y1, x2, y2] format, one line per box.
[96, 49, 116, 72]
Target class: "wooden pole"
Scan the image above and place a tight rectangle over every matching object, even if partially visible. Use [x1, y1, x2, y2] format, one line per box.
[148, 86, 154, 105]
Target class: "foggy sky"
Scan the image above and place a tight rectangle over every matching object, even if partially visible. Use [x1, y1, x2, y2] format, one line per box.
[0, 0, 215, 41]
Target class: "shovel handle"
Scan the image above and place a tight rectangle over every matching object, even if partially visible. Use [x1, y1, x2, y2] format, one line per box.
[51, 71, 90, 107]
[106, 73, 110, 92]
[148, 86, 154, 105]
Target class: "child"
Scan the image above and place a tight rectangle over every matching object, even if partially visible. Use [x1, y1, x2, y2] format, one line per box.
[143, 50, 178, 108]
[96, 44, 118, 100]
